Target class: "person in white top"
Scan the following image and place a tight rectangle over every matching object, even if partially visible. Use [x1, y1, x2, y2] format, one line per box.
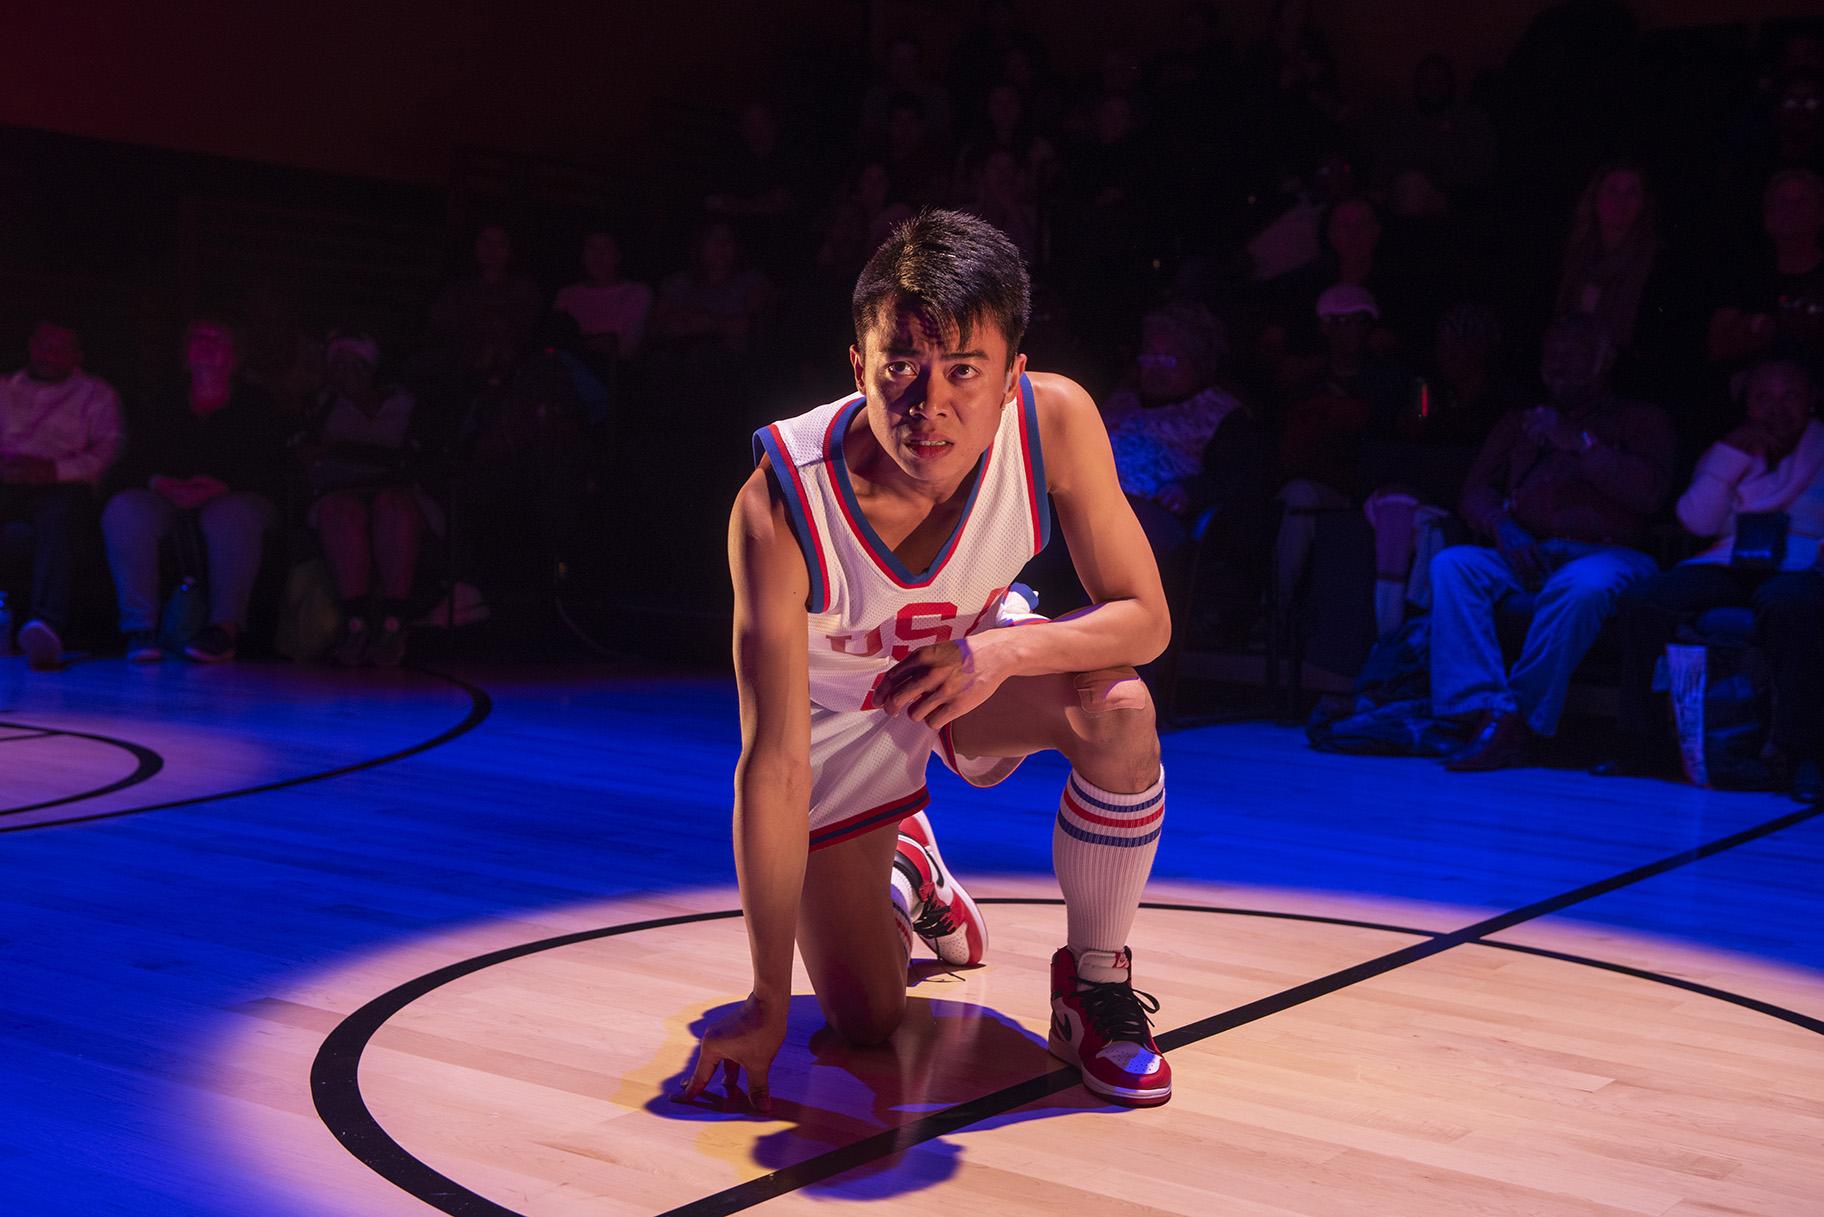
[0, 321, 124, 668]
[683, 211, 1177, 1111]
[551, 230, 653, 360]
[1603, 357, 1824, 801]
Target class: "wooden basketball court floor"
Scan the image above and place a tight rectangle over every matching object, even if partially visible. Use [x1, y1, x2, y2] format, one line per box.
[2, 655, 1821, 1216]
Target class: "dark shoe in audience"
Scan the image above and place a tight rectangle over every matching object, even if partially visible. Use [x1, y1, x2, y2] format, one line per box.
[124, 630, 164, 664]
[17, 619, 63, 671]
[184, 624, 237, 664]
[366, 617, 407, 669]
[1590, 736, 1666, 779]
[1791, 759, 1823, 805]
[331, 619, 369, 668]
[1444, 710, 1537, 772]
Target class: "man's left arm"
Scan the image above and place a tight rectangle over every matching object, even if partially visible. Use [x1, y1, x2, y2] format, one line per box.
[880, 374, 1170, 728]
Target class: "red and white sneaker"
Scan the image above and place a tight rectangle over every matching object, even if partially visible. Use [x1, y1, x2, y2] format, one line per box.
[891, 810, 988, 966]
[1048, 946, 1172, 1107]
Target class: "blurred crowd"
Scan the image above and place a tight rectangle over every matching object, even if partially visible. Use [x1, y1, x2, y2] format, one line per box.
[2, 0, 1822, 796]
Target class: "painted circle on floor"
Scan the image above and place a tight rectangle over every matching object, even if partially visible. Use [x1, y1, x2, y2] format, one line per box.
[308, 887, 1824, 1217]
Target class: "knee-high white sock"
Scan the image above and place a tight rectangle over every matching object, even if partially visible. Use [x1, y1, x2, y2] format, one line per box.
[1054, 767, 1164, 981]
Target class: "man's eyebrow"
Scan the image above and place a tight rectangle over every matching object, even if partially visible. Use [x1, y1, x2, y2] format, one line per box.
[881, 346, 989, 360]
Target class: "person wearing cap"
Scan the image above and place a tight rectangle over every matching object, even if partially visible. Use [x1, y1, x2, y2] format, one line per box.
[0, 320, 124, 669]
[1273, 282, 1412, 615]
[303, 333, 436, 668]
[101, 317, 283, 663]
[1430, 311, 1676, 771]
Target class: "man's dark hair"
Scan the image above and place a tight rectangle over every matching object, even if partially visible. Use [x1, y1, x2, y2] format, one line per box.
[852, 208, 1031, 360]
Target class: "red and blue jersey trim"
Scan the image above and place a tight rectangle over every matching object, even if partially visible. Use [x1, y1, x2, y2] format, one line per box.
[809, 786, 930, 851]
[753, 424, 831, 613]
[823, 395, 991, 588]
[1016, 373, 1050, 555]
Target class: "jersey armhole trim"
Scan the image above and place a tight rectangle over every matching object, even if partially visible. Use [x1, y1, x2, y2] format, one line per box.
[1017, 373, 1051, 554]
[754, 424, 830, 613]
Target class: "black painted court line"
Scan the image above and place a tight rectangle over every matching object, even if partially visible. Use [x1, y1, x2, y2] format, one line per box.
[309, 797, 1824, 1217]
[0, 666, 490, 835]
[313, 909, 746, 1217]
[0, 720, 165, 816]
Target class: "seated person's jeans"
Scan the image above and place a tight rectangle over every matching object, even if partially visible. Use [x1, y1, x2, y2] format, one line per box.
[0, 482, 92, 635]
[101, 488, 277, 632]
[1429, 539, 1657, 737]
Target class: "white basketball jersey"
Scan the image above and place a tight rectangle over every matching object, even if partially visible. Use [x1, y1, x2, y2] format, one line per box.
[754, 374, 1050, 714]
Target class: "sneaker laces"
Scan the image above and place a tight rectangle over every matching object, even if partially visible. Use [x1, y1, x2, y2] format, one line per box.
[1073, 976, 1160, 1043]
[911, 886, 959, 941]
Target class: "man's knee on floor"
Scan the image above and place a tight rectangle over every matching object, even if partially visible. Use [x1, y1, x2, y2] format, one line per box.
[822, 990, 906, 1047]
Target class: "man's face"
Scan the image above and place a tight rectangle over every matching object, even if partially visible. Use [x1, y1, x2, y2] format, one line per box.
[185, 323, 236, 375]
[1595, 169, 1646, 235]
[1137, 329, 1199, 402]
[850, 301, 1024, 486]
[1775, 75, 1822, 147]
[1540, 325, 1608, 400]
[325, 349, 374, 399]
[583, 233, 621, 283]
[1322, 311, 1372, 362]
[26, 324, 80, 382]
[1326, 199, 1380, 262]
[1744, 363, 1816, 448]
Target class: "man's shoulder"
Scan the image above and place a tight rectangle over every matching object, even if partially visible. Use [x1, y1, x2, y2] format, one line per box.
[1022, 370, 1100, 438]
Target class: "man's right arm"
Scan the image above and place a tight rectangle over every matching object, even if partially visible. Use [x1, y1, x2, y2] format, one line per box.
[684, 462, 812, 1109]
[728, 461, 813, 1007]
[1459, 410, 1521, 539]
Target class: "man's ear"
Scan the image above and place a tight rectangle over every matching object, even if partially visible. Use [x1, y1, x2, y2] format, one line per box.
[850, 343, 866, 394]
[1005, 351, 1028, 403]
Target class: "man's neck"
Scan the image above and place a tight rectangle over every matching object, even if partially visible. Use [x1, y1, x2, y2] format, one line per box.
[844, 415, 972, 510]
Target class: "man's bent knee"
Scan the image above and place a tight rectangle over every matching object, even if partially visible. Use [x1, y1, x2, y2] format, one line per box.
[820, 990, 906, 1047]
[1064, 671, 1160, 790]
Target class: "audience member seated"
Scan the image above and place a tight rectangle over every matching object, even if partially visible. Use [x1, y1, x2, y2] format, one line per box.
[1601, 357, 1824, 802]
[1706, 169, 1824, 384]
[1360, 302, 1521, 636]
[552, 229, 654, 361]
[816, 163, 913, 281]
[1430, 312, 1676, 772]
[862, 36, 955, 152]
[705, 101, 803, 273]
[303, 335, 435, 668]
[102, 318, 282, 664]
[0, 321, 124, 669]
[1553, 163, 1674, 389]
[428, 223, 544, 379]
[880, 93, 951, 208]
[1103, 302, 1263, 571]
[953, 81, 1059, 206]
[960, 148, 1040, 262]
[1350, 52, 1496, 208]
[1273, 284, 1410, 615]
[650, 222, 775, 357]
